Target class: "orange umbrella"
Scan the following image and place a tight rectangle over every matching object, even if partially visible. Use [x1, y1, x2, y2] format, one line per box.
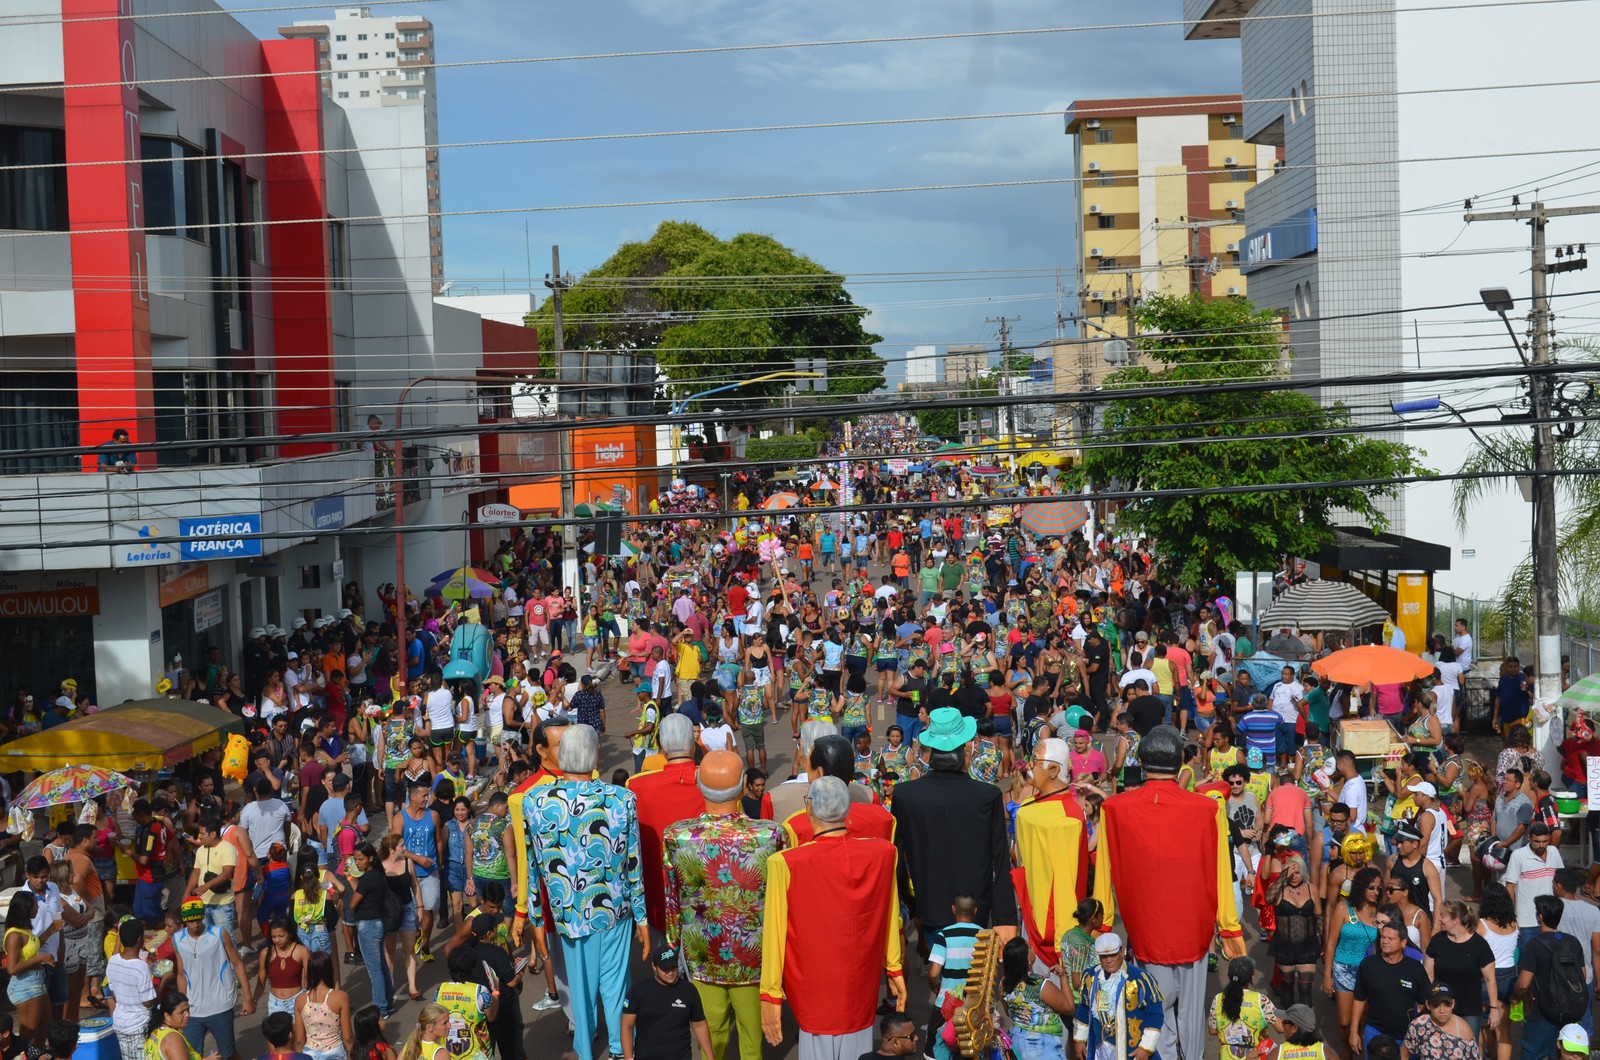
[1311, 644, 1434, 686]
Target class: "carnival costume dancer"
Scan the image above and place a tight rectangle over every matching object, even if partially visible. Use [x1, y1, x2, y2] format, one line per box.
[1073, 933, 1165, 1060]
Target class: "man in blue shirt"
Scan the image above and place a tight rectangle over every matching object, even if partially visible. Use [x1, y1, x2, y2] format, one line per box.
[1235, 695, 1284, 767]
[819, 529, 837, 572]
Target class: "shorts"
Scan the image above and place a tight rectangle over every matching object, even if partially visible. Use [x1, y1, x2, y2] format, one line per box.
[1333, 960, 1359, 993]
[600, 619, 620, 638]
[714, 665, 739, 692]
[875, 658, 899, 673]
[65, 928, 100, 974]
[383, 775, 402, 805]
[301, 923, 331, 954]
[184, 1010, 237, 1058]
[7, 968, 45, 1005]
[742, 723, 766, 751]
[752, 667, 771, 688]
[267, 991, 301, 1016]
[430, 726, 457, 748]
[446, 864, 467, 893]
[1275, 720, 1298, 758]
[584, 635, 598, 650]
[992, 715, 1013, 738]
[416, 874, 440, 911]
[528, 624, 550, 646]
[399, 899, 419, 933]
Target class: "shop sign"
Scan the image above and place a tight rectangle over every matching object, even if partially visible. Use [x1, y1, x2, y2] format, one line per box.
[178, 514, 262, 560]
[593, 443, 625, 465]
[193, 589, 224, 632]
[111, 521, 179, 568]
[311, 497, 345, 531]
[159, 563, 210, 608]
[477, 503, 520, 523]
[0, 586, 99, 619]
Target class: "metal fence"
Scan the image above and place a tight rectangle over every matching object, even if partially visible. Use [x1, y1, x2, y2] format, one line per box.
[1431, 588, 1600, 681]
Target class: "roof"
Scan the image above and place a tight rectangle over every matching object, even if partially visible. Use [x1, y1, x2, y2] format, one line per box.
[1063, 95, 1244, 134]
[1316, 528, 1452, 573]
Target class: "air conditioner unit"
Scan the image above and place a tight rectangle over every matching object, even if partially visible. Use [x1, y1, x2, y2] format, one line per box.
[1085, 119, 1101, 129]
[1089, 247, 1104, 257]
[1087, 161, 1100, 172]
[1222, 114, 1238, 124]
[1225, 199, 1240, 209]
[1089, 204, 1102, 214]
[1225, 242, 1239, 252]
[1226, 286, 1242, 296]
[1224, 156, 1238, 166]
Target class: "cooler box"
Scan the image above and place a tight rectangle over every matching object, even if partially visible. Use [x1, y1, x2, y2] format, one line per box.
[75, 1015, 117, 1060]
[1338, 719, 1395, 757]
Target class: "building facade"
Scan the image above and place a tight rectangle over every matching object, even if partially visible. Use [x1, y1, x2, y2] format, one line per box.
[1063, 95, 1278, 338]
[944, 344, 991, 388]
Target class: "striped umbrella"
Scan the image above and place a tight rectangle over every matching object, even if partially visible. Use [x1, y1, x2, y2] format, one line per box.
[1258, 579, 1389, 630]
[1558, 673, 1600, 713]
[1018, 500, 1089, 537]
[761, 492, 801, 510]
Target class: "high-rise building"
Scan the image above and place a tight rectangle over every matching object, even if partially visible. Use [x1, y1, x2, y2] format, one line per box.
[1063, 95, 1278, 339]
[902, 345, 940, 388]
[281, 6, 442, 287]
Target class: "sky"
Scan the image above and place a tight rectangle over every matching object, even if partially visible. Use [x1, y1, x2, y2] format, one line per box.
[221, 0, 1241, 387]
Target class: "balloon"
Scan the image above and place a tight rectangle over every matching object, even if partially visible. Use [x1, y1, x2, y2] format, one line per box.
[221, 732, 251, 783]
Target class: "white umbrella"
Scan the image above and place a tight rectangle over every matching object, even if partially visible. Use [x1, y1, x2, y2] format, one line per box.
[1258, 579, 1389, 631]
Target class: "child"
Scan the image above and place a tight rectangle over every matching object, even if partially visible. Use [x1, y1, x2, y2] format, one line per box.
[257, 842, 293, 928]
[837, 672, 871, 745]
[106, 917, 154, 1060]
[853, 732, 877, 789]
[699, 707, 735, 754]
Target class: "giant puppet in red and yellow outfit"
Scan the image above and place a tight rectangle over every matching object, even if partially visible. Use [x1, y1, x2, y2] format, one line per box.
[1094, 725, 1245, 1060]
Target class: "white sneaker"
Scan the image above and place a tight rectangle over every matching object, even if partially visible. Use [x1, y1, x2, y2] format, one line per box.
[531, 993, 562, 1012]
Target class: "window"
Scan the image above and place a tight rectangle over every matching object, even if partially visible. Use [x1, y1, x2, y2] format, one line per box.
[334, 33, 346, 41]
[336, 71, 347, 79]
[385, 51, 395, 58]
[359, 90, 370, 97]
[299, 565, 322, 590]
[400, 30, 421, 41]
[140, 137, 206, 241]
[1231, 168, 1252, 182]
[337, 90, 350, 98]
[402, 88, 422, 99]
[1095, 128, 1114, 144]
[1096, 174, 1114, 188]
[154, 371, 214, 465]
[357, 51, 368, 59]
[247, 177, 265, 263]
[0, 372, 77, 473]
[0, 124, 67, 231]
[1097, 257, 1116, 271]
[1096, 214, 1116, 229]
[359, 71, 369, 78]
[1299, 78, 1311, 117]
[335, 52, 347, 60]
[385, 31, 395, 39]
[404, 70, 421, 80]
[329, 220, 347, 290]
[1097, 300, 1117, 316]
[357, 33, 367, 40]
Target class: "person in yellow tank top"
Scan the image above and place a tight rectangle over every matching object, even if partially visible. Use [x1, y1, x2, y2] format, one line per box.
[1268, 1003, 1328, 1060]
[144, 994, 208, 1060]
[1207, 728, 1245, 780]
[1209, 956, 1274, 1060]
[399, 1003, 451, 1060]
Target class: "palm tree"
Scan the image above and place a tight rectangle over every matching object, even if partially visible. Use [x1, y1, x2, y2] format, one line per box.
[1450, 339, 1600, 633]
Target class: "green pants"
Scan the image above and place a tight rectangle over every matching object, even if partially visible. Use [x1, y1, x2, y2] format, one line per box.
[692, 980, 762, 1060]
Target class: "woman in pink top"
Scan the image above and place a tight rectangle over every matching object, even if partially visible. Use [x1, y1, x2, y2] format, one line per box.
[1068, 729, 1108, 782]
[626, 627, 652, 681]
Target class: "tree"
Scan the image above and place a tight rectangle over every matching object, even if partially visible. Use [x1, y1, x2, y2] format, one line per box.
[1065, 294, 1427, 587]
[1450, 339, 1600, 626]
[525, 221, 885, 402]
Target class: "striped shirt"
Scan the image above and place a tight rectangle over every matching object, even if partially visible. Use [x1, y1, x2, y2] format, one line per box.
[929, 922, 983, 1004]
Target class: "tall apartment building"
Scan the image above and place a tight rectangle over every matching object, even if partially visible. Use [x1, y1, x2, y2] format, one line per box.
[281, 6, 442, 288]
[1063, 95, 1278, 338]
[1182, 0, 1600, 580]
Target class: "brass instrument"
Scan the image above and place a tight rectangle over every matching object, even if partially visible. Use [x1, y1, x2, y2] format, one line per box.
[955, 928, 1001, 1059]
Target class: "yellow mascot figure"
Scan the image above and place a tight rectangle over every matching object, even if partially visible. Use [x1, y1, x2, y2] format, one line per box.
[221, 733, 251, 784]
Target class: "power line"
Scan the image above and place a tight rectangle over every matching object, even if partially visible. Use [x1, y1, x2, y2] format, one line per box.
[0, 0, 440, 28]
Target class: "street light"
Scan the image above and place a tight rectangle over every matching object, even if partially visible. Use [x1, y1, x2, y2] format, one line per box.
[1480, 287, 1530, 364]
[669, 370, 825, 465]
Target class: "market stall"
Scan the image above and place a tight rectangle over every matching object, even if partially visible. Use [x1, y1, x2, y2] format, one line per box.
[0, 698, 243, 773]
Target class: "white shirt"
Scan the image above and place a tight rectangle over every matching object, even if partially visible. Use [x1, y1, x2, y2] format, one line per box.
[456, 694, 478, 732]
[874, 584, 899, 601]
[1434, 661, 1463, 726]
[106, 953, 157, 1033]
[1338, 773, 1369, 824]
[239, 798, 290, 860]
[1119, 668, 1157, 690]
[503, 586, 523, 617]
[1505, 845, 1564, 927]
[424, 687, 456, 729]
[651, 659, 673, 700]
[744, 599, 764, 633]
[1453, 633, 1474, 668]
[700, 724, 735, 752]
[27, 882, 62, 959]
[1269, 681, 1305, 725]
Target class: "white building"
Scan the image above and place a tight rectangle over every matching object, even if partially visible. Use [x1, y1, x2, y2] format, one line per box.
[281, 5, 442, 289]
[902, 344, 940, 387]
[1184, 0, 1600, 594]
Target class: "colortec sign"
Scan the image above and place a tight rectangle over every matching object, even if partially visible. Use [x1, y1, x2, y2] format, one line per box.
[179, 515, 263, 560]
[477, 503, 520, 523]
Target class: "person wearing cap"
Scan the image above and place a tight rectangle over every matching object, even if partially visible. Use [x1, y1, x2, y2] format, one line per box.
[627, 683, 661, 774]
[1388, 815, 1444, 917]
[891, 707, 1017, 943]
[1209, 956, 1272, 1060]
[662, 751, 786, 1060]
[516, 724, 648, 1060]
[1559, 1025, 1592, 1060]
[760, 776, 905, 1058]
[1070, 932, 1164, 1060]
[622, 943, 715, 1060]
[1093, 725, 1244, 1060]
[1352, 920, 1431, 1053]
[1270, 1004, 1326, 1060]
[628, 715, 707, 935]
[1013, 737, 1089, 967]
[1399, 982, 1477, 1060]
[172, 895, 253, 1060]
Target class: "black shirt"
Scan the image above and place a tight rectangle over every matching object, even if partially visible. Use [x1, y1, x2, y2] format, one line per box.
[1352, 954, 1430, 1036]
[622, 974, 704, 1060]
[741, 794, 763, 819]
[1083, 640, 1111, 691]
[1125, 695, 1165, 736]
[351, 868, 386, 921]
[469, 941, 522, 1033]
[891, 768, 1017, 930]
[1424, 932, 1494, 1018]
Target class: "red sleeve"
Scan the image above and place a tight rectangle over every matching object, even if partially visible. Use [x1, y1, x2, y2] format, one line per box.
[760, 792, 774, 821]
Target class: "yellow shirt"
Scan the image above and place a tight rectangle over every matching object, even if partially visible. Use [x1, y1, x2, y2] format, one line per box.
[675, 643, 703, 681]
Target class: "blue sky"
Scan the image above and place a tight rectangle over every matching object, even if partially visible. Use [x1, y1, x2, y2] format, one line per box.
[224, 0, 1241, 387]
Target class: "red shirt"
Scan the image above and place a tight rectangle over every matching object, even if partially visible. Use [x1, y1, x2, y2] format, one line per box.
[626, 761, 705, 931]
[783, 802, 895, 845]
[727, 585, 749, 615]
[1166, 644, 1193, 688]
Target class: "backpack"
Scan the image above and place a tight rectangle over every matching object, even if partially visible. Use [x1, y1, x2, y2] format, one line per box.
[1531, 932, 1589, 1025]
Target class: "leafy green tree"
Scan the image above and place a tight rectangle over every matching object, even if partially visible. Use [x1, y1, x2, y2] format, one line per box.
[1065, 294, 1428, 586]
[525, 221, 884, 403]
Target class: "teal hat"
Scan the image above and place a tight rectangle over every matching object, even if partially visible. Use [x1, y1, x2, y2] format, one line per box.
[636, 683, 652, 697]
[920, 706, 978, 752]
[1062, 705, 1094, 732]
[1246, 747, 1265, 770]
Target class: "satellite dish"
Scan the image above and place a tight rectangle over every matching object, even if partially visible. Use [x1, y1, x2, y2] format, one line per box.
[1103, 338, 1129, 365]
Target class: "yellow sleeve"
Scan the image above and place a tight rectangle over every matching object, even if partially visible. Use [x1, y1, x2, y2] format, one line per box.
[1092, 811, 1116, 926]
[780, 810, 802, 848]
[884, 851, 904, 977]
[759, 852, 791, 1004]
[512, 791, 531, 918]
[1212, 798, 1242, 938]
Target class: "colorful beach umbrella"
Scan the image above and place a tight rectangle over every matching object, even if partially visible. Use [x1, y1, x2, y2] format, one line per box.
[428, 565, 501, 585]
[425, 572, 499, 600]
[761, 492, 801, 510]
[14, 765, 134, 809]
[1312, 645, 1434, 687]
[1018, 500, 1090, 538]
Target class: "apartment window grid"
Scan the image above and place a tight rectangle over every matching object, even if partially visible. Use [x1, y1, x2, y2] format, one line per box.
[1096, 214, 1116, 229]
[334, 33, 345, 41]
[1094, 129, 1114, 144]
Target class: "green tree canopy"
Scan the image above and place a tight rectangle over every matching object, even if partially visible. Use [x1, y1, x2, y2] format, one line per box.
[1065, 293, 1428, 586]
[525, 221, 885, 402]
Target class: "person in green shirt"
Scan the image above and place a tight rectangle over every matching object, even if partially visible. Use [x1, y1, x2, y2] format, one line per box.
[918, 560, 941, 606]
[939, 559, 964, 596]
[1303, 674, 1331, 733]
[1235, 631, 1254, 659]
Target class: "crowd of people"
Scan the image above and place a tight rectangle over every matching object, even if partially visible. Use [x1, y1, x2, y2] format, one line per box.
[5, 438, 1598, 1060]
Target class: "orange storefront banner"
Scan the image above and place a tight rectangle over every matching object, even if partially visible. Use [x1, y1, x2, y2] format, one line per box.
[159, 564, 211, 607]
[506, 424, 657, 515]
[0, 586, 100, 619]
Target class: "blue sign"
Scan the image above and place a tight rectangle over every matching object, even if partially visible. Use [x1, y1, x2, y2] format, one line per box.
[1240, 208, 1318, 275]
[179, 514, 263, 560]
[311, 496, 346, 531]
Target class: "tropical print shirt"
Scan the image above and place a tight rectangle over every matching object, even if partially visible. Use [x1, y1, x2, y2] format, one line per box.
[521, 779, 644, 937]
[468, 812, 509, 880]
[662, 812, 786, 986]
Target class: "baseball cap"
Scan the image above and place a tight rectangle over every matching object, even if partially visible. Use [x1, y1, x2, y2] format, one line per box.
[1411, 781, 1438, 798]
[1560, 1026, 1590, 1055]
[1426, 982, 1455, 1005]
[1394, 821, 1424, 843]
[636, 683, 652, 697]
[1282, 1005, 1317, 1033]
[652, 944, 679, 968]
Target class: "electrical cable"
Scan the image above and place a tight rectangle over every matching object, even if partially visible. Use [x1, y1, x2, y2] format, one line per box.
[0, 0, 440, 28]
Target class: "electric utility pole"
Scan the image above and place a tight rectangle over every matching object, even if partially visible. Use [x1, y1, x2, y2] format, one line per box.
[987, 315, 1021, 441]
[1464, 199, 1598, 709]
[545, 245, 581, 630]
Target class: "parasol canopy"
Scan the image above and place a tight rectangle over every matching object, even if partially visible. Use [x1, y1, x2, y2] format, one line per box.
[761, 492, 801, 510]
[1018, 500, 1090, 538]
[425, 572, 498, 600]
[1557, 673, 1600, 714]
[15, 765, 134, 809]
[1258, 579, 1389, 630]
[1312, 644, 1435, 687]
[0, 698, 243, 772]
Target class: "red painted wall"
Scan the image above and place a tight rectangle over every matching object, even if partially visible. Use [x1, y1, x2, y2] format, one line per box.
[261, 39, 336, 455]
[64, 0, 152, 468]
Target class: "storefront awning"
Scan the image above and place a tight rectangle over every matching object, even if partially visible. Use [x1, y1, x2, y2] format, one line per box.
[0, 699, 244, 773]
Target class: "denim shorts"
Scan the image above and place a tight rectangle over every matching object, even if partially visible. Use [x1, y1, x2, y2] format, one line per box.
[267, 991, 301, 1016]
[399, 900, 418, 932]
[1333, 960, 1359, 993]
[446, 865, 467, 893]
[302, 924, 331, 954]
[7, 969, 45, 1005]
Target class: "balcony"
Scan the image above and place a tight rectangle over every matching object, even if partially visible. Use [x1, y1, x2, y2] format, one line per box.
[0, 451, 379, 573]
[397, 54, 431, 67]
[397, 36, 431, 49]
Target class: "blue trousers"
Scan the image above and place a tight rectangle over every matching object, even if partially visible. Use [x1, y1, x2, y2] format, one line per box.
[561, 918, 633, 1060]
[895, 713, 924, 747]
[133, 879, 166, 923]
[357, 918, 392, 1017]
